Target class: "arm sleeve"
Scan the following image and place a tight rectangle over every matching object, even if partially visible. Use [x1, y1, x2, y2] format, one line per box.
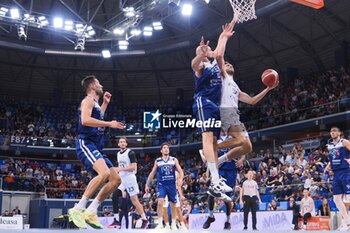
[129, 151, 137, 163]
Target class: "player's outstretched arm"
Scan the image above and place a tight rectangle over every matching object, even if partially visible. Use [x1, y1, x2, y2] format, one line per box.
[175, 158, 184, 187]
[145, 161, 157, 193]
[192, 36, 210, 77]
[238, 78, 279, 105]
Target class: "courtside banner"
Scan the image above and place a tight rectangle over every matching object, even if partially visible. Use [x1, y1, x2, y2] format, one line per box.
[189, 211, 293, 230]
[0, 215, 23, 230]
[298, 216, 330, 230]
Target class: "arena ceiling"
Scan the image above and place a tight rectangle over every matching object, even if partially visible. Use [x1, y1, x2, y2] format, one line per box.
[0, 0, 349, 103]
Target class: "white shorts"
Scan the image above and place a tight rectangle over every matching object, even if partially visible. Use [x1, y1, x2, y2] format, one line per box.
[220, 107, 248, 137]
[163, 193, 180, 208]
[118, 174, 140, 197]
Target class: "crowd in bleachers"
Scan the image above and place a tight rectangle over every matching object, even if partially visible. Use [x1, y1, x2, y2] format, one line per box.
[0, 68, 349, 148]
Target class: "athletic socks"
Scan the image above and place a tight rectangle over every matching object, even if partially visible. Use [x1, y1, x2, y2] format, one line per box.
[208, 162, 219, 181]
[141, 213, 147, 220]
[74, 195, 89, 210]
[86, 198, 101, 213]
[226, 214, 230, 222]
[209, 210, 214, 218]
[114, 213, 120, 220]
[158, 217, 163, 225]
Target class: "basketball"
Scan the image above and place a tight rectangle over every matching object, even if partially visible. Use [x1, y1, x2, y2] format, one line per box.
[261, 69, 279, 87]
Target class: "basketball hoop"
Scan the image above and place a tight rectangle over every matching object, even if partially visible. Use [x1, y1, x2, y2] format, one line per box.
[229, 0, 257, 23]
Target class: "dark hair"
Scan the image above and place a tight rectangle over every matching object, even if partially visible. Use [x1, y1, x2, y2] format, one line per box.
[81, 75, 96, 93]
[330, 126, 341, 131]
[160, 142, 170, 150]
[119, 136, 127, 143]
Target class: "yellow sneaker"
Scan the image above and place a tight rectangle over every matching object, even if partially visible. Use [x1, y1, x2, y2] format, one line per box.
[68, 208, 87, 229]
[84, 210, 103, 229]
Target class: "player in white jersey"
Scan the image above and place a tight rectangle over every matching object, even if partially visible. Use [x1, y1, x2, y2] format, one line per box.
[108, 137, 148, 229]
[215, 58, 279, 164]
[300, 189, 315, 230]
[163, 171, 187, 230]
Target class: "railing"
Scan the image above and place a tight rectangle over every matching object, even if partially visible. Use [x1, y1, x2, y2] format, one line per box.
[0, 175, 46, 193]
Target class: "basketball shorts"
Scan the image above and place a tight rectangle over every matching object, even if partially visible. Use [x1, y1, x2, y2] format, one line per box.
[163, 192, 180, 208]
[219, 168, 237, 196]
[220, 107, 248, 137]
[118, 174, 140, 197]
[157, 183, 177, 203]
[333, 169, 350, 195]
[76, 139, 113, 174]
[192, 97, 221, 139]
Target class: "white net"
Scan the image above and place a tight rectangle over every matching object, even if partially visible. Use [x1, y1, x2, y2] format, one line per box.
[229, 0, 257, 23]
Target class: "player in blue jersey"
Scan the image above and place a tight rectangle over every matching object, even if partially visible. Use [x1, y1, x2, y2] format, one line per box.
[145, 143, 184, 230]
[68, 75, 125, 229]
[191, 19, 238, 200]
[324, 126, 350, 231]
[203, 130, 244, 230]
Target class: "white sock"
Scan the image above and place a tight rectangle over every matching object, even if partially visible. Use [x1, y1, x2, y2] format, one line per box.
[226, 214, 230, 222]
[114, 213, 119, 220]
[74, 195, 89, 210]
[181, 221, 186, 227]
[218, 154, 228, 165]
[86, 198, 101, 213]
[158, 217, 163, 225]
[141, 213, 147, 220]
[208, 162, 219, 181]
[172, 219, 176, 225]
[165, 222, 170, 227]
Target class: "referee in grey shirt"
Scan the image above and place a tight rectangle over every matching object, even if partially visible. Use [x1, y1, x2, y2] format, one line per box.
[240, 170, 262, 230]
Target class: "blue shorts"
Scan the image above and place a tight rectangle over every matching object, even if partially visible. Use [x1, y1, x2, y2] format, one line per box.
[192, 97, 221, 139]
[157, 184, 177, 203]
[219, 168, 237, 196]
[333, 169, 350, 195]
[76, 139, 113, 174]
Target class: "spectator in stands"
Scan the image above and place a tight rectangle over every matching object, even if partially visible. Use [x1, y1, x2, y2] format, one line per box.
[317, 198, 331, 217]
[12, 206, 21, 215]
[267, 199, 278, 211]
[2, 210, 10, 216]
[288, 196, 300, 230]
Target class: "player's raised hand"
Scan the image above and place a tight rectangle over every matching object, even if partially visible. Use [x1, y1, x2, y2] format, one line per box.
[103, 92, 112, 104]
[109, 120, 125, 129]
[145, 186, 150, 194]
[199, 36, 210, 56]
[268, 78, 279, 90]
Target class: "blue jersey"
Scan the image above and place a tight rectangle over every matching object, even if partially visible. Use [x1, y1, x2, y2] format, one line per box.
[193, 59, 222, 105]
[156, 156, 176, 186]
[77, 97, 105, 151]
[218, 135, 236, 171]
[327, 138, 350, 171]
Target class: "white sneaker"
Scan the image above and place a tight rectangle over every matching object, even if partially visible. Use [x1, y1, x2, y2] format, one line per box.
[219, 177, 233, 192]
[171, 223, 177, 230]
[199, 149, 206, 163]
[179, 223, 188, 230]
[336, 223, 350, 231]
[207, 184, 232, 202]
[164, 224, 171, 230]
[155, 224, 164, 229]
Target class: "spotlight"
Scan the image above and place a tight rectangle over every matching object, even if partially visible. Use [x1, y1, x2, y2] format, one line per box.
[23, 14, 35, 23]
[75, 23, 84, 33]
[130, 28, 141, 36]
[38, 16, 49, 27]
[53, 17, 63, 28]
[143, 26, 153, 36]
[86, 26, 95, 36]
[74, 37, 85, 51]
[123, 7, 135, 17]
[182, 4, 192, 16]
[113, 27, 125, 35]
[64, 20, 73, 30]
[17, 24, 27, 40]
[203, 0, 210, 3]
[10, 8, 20, 19]
[152, 22, 163, 30]
[119, 40, 129, 50]
[0, 7, 8, 17]
[101, 50, 111, 58]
